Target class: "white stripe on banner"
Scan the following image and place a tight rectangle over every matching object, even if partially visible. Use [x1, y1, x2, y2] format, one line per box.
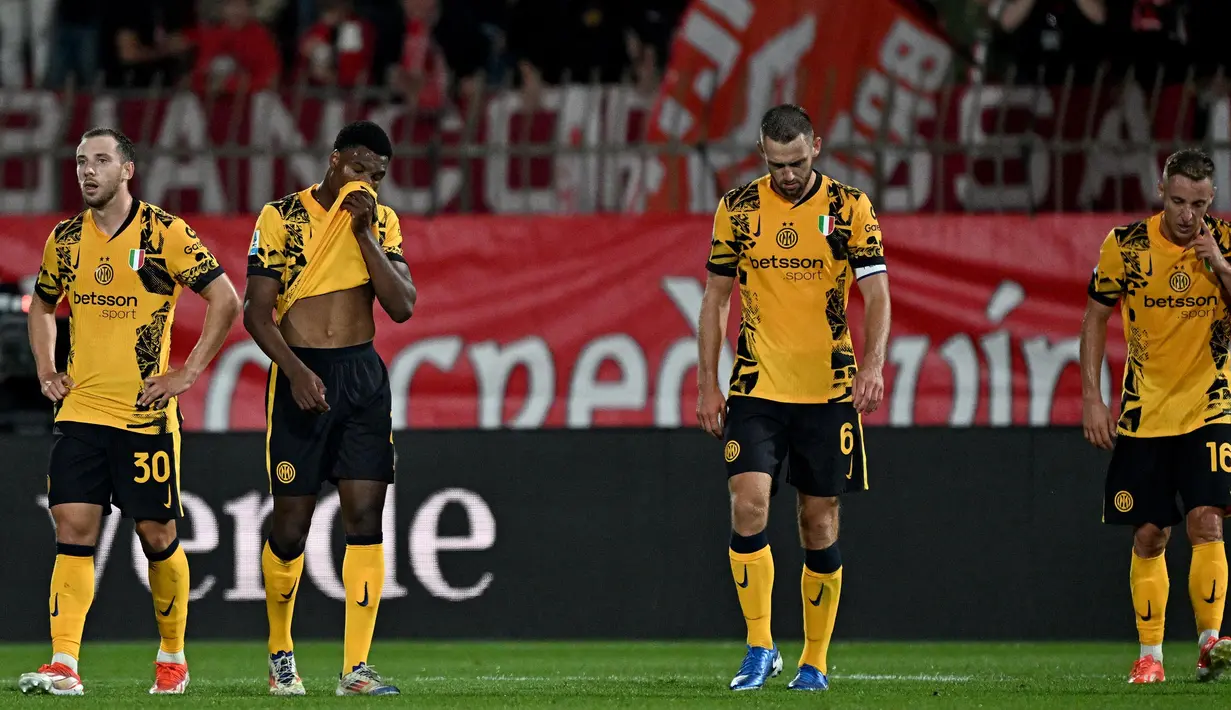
[1214, 97, 1231, 212]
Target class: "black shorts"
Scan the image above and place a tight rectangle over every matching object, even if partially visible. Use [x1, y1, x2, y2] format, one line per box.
[722, 396, 867, 498]
[47, 421, 182, 520]
[265, 342, 396, 496]
[1103, 424, 1231, 527]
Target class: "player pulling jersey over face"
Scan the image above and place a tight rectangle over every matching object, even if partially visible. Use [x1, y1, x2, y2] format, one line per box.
[243, 120, 416, 697]
[696, 105, 892, 694]
[19, 128, 241, 697]
[1080, 149, 1231, 684]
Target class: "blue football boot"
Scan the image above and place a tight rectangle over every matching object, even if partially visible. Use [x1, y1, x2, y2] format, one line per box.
[729, 644, 783, 691]
[788, 663, 830, 691]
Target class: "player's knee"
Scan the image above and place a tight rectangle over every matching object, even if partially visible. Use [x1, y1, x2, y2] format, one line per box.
[340, 506, 382, 539]
[51, 505, 102, 546]
[270, 520, 311, 560]
[134, 519, 177, 556]
[731, 498, 769, 536]
[1187, 507, 1224, 545]
[1133, 524, 1170, 557]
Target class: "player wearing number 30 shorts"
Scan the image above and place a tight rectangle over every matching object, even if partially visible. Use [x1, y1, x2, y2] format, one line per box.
[19, 127, 240, 696]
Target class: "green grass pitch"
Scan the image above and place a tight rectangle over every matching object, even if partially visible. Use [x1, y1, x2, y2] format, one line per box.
[0, 640, 1226, 707]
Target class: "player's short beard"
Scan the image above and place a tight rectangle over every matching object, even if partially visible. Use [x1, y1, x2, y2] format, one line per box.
[82, 182, 119, 209]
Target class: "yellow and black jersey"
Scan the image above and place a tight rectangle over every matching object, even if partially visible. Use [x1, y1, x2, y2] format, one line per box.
[1088, 213, 1231, 437]
[246, 182, 405, 321]
[34, 201, 224, 434]
[707, 172, 887, 404]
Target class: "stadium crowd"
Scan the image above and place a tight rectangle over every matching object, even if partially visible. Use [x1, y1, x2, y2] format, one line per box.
[0, 1, 1227, 104]
[0, 0, 687, 104]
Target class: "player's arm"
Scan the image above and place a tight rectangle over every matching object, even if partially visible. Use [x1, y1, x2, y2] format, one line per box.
[27, 233, 72, 401]
[1192, 219, 1231, 294]
[341, 194, 416, 323]
[697, 201, 738, 438]
[242, 206, 329, 413]
[1081, 231, 1123, 450]
[140, 221, 242, 407]
[849, 193, 890, 414]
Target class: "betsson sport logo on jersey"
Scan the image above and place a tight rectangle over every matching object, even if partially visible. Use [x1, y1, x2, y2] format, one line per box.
[72, 291, 139, 320]
[1142, 293, 1220, 320]
[747, 255, 827, 283]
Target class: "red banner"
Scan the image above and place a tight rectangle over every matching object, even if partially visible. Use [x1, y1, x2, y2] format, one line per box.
[0, 80, 1203, 216]
[3, 213, 1129, 431]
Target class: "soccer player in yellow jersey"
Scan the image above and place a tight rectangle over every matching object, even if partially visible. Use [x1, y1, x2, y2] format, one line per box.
[697, 105, 891, 692]
[17, 128, 241, 696]
[1082, 149, 1231, 684]
[244, 121, 416, 696]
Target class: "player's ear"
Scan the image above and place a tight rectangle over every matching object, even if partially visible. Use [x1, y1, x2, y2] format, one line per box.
[756, 140, 765, 159]
[812, 135, 821, 157]
[122, 161, 134, 181]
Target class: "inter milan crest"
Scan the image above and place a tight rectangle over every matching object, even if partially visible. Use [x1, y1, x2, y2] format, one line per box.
[128, 248, 145, 271]
[776, 223, 799, 250]
[93, 257, 113, 285]
[818, 215, 835, 236]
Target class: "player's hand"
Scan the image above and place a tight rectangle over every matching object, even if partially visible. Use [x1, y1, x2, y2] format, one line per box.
[38, 371, 73, 403]
[851, 367, 884, 415]
[139, 368, 195, 408]
[697, 384, 727, 438]
[1082, 397, 1117, 450]
[340, 189, 377, 237]
[289, 366, 330, 413]
[1190, 223, 1229, 275]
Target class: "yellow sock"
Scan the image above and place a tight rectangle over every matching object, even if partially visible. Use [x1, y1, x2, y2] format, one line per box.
[343, 540, 384, 673]
[729, 545, 774, 649]
[1131, 549, 1168, 646]
[1190, 541, 1228, 635]
[263, 540, 304, 655]
[800, 566, 843, 674]
[50, 544, 96, 661]
[147, 540, 189, 656]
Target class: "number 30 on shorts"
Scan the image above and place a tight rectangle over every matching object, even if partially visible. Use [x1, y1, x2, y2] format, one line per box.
[133, 451, 172, 483]
[840, 422, 854, 455]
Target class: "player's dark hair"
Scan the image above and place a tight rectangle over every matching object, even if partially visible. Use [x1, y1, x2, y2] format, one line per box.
[333, 120, 392, 159]
[1164, 149, 1215, 184]
[81, 127, 136, 165]
[760, 104, 814, 144]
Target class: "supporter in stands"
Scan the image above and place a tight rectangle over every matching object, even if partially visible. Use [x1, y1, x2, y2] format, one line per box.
[189, 0, 282, 94]
[44, 0, 100, 89]
[986, 0, 1110, 85]
[1111, 0, 1193, 83]
[105, 0, 195, 88]
[389, 0, 488, 109]
[298, 0, 376, 87]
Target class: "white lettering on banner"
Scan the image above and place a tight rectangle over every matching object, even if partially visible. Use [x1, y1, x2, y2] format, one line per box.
[409, 488, 496, 602]
[469, 338, 555, 429]
[0, 91, 59, 212]
[33, 486, 496, 603]
[247, 91, 323, 212]
[204, 340, 271, 431]
[1078, 82, 1157, 210]
[130, 492, 218, 601]
[202, 276, 1112, 429]
[223, 490, 272, 601]
[567, 335, 648, 427]
[366, 104, 466, 214]
[882, 280, 1112, 426]
[145, 93, 227, 213]
[954, 86, 1054, 211]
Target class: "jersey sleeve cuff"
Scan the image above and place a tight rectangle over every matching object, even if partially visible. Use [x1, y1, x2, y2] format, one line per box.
[34, 286, 59, 305]
[1087, 274, 1119, 306]
[187, 265, 225, 294]
[706, 262, 737, 277]
[246, 265, 282, 280]
[851, 255, 887, 280]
